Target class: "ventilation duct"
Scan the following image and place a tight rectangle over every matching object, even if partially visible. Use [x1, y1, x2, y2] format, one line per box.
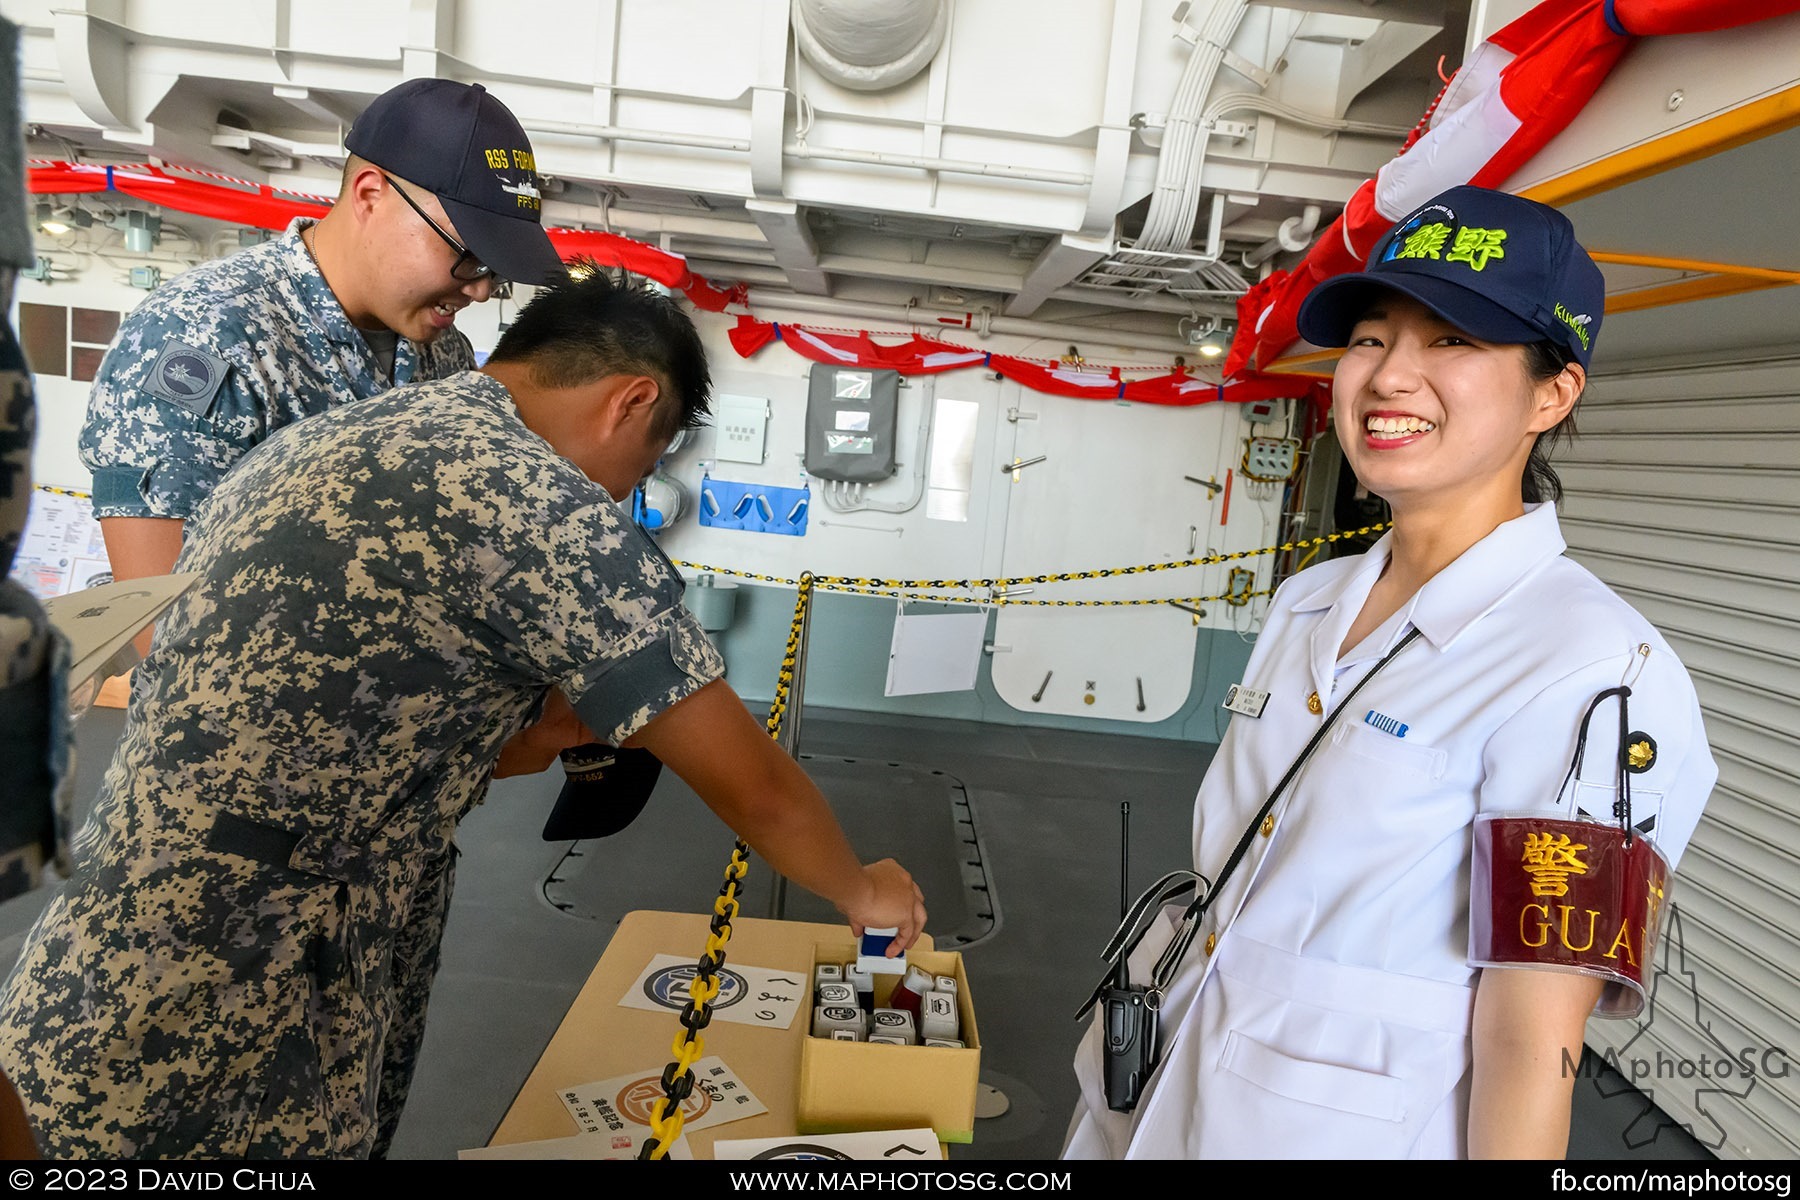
[793, 0, 948, 92]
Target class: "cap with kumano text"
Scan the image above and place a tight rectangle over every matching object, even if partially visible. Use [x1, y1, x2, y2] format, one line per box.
[1297, 185, 1604, 369]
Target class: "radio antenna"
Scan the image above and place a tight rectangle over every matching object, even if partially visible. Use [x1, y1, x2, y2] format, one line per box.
[1115, 801, 1131, 987]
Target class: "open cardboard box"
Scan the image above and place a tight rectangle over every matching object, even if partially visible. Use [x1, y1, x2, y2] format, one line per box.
[797, 941, 982, 1144]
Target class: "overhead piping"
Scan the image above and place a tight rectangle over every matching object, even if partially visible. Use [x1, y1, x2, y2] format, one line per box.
[521, 119, 1092, 186]
[1242, 204, 1321, 268]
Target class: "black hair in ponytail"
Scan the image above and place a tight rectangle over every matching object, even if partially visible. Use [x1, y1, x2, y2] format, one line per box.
[1522, 340, 1581, 506]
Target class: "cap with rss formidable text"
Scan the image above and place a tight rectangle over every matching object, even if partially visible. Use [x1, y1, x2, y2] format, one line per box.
[346, 78, 565, 286]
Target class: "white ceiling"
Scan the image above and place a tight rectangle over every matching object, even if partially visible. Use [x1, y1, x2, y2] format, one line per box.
[8, 0, 1799, 368]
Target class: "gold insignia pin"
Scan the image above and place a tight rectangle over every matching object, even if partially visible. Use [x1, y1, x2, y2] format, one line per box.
[1627, 740, 1654, 770]
[1306, 691, 1322, 715]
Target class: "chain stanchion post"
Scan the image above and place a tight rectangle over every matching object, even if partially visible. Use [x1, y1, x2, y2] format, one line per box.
[768, 572, 816, 920]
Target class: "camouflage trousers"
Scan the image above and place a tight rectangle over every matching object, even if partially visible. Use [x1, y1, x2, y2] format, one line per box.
[0, 816, 457, 1159]
[371, 847, 454, 1158]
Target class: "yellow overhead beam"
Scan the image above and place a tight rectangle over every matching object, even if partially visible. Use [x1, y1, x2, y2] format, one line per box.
[1589, 251, 1800, 284]
[1520, 83, 1800, 207]
[1604, 274, 1795, 315]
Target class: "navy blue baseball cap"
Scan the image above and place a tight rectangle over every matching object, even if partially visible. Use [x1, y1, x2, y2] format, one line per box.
[346, 79, 566, 286]
[1296, 185, 1604, 369]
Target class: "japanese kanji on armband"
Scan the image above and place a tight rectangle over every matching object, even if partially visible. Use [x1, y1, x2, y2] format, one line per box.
[1469, 814, 1670, 1016]
[1468, 688, 1672, 1018]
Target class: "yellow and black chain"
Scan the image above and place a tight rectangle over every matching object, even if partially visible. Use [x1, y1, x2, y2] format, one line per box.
[800, 584, 1274, 610]
[674, 523, 1387, 609]
[639, 573, 816, 1160]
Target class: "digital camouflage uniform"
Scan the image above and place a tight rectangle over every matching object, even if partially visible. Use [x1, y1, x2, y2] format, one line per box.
[0, 370, 725, 1157]
[0, 315, 64, 903]
[72, 218, 475, 1154]
[79, 217, 474, 520]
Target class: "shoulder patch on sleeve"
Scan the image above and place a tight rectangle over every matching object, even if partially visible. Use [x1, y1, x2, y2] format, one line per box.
[143, 337, 230, 417]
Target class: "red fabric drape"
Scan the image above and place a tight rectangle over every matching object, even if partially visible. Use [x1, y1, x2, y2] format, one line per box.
[772, 325, 990, 374]
[31, 163, 329, 229]
[989, 356, 1123, 400]
[725, 314, 1324, 407]
[727, 314, 780, 358]
[544, 228, 744, 310]
[1613, 0, 1800, 34]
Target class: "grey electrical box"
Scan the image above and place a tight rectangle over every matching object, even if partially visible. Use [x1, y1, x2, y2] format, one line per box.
[804, 364, 899, 483]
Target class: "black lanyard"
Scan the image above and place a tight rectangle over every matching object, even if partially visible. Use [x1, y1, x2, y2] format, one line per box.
[1078, 624, 1425, 1021]
[1558, 684, 1638, 842]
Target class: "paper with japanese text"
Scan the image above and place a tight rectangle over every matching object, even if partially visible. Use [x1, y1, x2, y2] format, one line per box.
[558, 1055, 767, 1138]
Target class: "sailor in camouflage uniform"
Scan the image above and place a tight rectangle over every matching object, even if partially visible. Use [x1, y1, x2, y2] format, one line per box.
[63, 79, 568, 1157]
[79, 77, 564, 599]
[0, 273, 928, 1158]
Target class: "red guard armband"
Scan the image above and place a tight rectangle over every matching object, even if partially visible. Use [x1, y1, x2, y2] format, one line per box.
[1469, 814, 1670, 1018]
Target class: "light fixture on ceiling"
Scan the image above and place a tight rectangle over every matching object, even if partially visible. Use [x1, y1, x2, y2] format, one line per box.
[1183, 315, 1231, 358]
[35, 201, 68, 236]
[37, 206, 92, 236]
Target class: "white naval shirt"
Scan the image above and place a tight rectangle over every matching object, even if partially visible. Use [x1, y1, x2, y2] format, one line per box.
[1065, 503, 1717, 1159]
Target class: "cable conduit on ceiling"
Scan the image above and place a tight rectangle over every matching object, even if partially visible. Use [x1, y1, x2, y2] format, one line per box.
[1204, 91, 1413, 139]
[1136, 0, 1250, 255]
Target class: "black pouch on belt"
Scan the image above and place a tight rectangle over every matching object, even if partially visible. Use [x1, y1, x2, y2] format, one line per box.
[540, 742, 665, 841]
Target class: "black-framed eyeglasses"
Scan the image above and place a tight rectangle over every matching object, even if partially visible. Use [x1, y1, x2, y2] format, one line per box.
[383, 174, 496, 284]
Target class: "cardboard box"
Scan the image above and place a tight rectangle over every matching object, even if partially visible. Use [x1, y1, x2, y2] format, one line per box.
[796, 941, 982, 1144]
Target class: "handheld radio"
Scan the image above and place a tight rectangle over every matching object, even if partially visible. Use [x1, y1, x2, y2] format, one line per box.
[1100, 801, 1160, 1111]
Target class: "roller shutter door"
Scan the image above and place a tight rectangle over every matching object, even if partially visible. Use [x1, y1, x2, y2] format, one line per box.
[1557, 355, 1800, 1159]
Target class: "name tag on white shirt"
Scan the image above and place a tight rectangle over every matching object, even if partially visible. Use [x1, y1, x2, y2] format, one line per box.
[1223, 684, 1269, 718]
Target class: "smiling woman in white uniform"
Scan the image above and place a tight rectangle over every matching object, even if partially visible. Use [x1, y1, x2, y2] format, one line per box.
[1063, 185, 1717, 1159]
